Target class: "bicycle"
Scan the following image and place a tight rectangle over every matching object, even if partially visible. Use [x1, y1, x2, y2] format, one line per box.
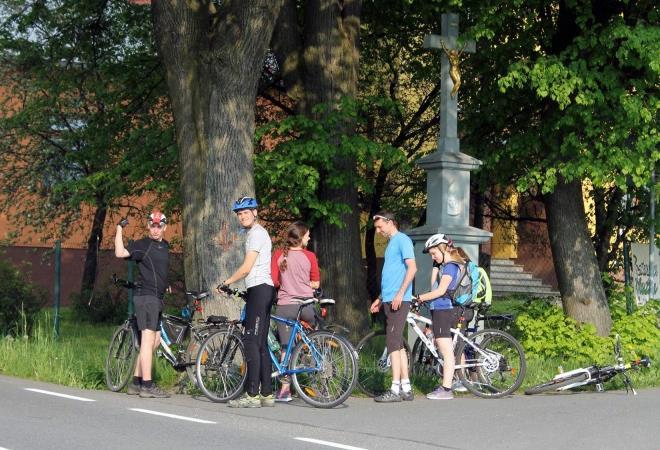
[357, 302, 526, 398]
[104, 275, 223, 393]
[524, 334, 651, 395]
[410, 308, 514, 380]
[195, 286, 359, 408]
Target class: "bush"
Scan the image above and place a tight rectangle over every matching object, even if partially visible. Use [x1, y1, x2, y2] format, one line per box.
[0, 258, 46, 337]
[513, 293, 660, 365]
[71, 281, 128, 324]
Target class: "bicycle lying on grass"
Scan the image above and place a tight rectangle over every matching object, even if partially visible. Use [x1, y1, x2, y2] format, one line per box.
[357, 302, 526, 398]
[194, 286, 358, 408]
[525, 334, 651, 395]
[104, 275, 224, 392]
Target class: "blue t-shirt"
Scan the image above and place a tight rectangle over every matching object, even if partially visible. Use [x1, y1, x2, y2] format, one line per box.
[430, 262, 461, 310]
[381, 232, 415, 302]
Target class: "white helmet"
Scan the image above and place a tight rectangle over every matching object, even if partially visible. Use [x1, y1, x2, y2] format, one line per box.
[423, 233, 449, 253]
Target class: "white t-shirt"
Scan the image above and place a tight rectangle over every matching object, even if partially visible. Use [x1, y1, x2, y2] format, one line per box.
[245, 223, 274, 288]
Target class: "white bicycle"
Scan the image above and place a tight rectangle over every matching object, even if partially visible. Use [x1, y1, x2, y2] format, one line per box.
[356, 303, 526, 398]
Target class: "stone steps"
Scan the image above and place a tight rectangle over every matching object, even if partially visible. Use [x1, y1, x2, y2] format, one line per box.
[489, 258, 560, 298]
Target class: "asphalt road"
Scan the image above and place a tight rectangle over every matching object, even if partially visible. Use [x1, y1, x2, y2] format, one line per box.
[0, 375, 657, 450]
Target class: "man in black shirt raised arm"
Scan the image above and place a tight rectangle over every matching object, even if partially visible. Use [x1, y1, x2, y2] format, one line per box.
[115, 210, 170, 398]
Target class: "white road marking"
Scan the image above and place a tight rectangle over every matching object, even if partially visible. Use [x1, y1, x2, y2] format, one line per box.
[129, 408, 216, 424]
[24, 388, 95, 402]
[294, 437, 368, 450]
[1, 446, 13, 450]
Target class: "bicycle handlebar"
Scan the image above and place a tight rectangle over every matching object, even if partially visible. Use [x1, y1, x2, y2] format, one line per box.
[217, 284, 247, 299]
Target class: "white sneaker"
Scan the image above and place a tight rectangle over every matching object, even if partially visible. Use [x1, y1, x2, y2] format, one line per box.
[452, 380, 468, 392]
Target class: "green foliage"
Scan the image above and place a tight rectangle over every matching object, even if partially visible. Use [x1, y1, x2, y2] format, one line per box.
[255, 97, 407, 225]
[0, 257, 45, 337]
[70, 284, 128, 325]
[0, 0, 178, 240]
[514, 296, 660, 365]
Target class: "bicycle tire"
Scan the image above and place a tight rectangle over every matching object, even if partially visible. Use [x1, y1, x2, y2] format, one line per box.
[455, 329, 526, 398]
[105, 322, 138, 392]
[411, 337, 442, 379]
[184, 324, 222, 385]
[290, 331, 358, 408]
[524, 372, 589, 395]
[356, 330, 411, 397]
[195, 329, 246, 402]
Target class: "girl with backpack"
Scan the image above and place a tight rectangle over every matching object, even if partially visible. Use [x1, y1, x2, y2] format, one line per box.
[271, 221, 321, 402]
[413, 233, 467, 400]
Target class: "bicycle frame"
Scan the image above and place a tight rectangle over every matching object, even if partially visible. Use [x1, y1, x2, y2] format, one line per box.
[268, 314, 323, 378]
[407, 310, 481, 370]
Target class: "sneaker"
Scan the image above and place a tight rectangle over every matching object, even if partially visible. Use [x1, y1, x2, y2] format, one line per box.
[275, 389, 292, 403]
[400, 390, 414, 401]
[452, 380, 468, 393]
[126, 383, 140, 395]
[228, 393, 261, 408]
[260, 394, 275, 407]
[139, 384, 170, 398]
[374, 390, 402, 403]
[426, 388, 453, 400]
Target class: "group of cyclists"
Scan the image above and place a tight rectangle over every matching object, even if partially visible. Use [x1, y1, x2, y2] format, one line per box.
[114, 196, 472, 406]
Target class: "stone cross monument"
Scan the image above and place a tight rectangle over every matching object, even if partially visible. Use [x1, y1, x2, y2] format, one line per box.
[407, 13, 492, 289]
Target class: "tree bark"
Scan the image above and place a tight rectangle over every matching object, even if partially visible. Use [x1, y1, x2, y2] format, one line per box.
[300, 0, 368, 338]
[151, 1, 284, 316]
[81, 203, 107, 294]
[543, 179, 612, 336]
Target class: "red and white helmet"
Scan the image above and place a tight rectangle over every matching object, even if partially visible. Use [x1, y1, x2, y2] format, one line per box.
[148, 210, 167, 226]
[423, 233, 450, 253]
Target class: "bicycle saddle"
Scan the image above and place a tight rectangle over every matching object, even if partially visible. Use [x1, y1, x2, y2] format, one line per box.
[206, 315, 229, 324]
[186, 291, 210, 300]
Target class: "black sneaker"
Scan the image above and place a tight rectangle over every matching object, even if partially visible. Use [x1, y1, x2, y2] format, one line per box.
[139, 384, 170, 398]
[374, 390, 402, 403]
[400, 390, 414, 401]
[126, 383, 140, 395]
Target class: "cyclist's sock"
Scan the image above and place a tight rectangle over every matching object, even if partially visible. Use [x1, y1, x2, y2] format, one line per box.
[401, 379, 412, 393]
[391, 381, 401, 394]
[132, 376, 142, 386]
[142, 380, 153, 388]
[442, 386, 451, 392]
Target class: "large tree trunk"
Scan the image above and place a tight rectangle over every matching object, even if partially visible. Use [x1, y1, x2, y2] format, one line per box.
[300, 0, 368, 338]
[543, 179, 612, 336]
[80, 203, 107, 294]
[151, 1, 284, 317]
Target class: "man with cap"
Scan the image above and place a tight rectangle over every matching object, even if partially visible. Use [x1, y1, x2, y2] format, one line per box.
[115, 210, 170, 398]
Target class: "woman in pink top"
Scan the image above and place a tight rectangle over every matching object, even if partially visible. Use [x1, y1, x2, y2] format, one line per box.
[271, 221, 321, 401]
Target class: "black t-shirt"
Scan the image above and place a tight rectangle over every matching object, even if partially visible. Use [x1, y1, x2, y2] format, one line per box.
[127, 237, 169, 299]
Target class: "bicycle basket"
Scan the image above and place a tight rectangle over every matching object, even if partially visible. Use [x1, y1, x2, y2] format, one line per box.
[161, 314, 188, 344]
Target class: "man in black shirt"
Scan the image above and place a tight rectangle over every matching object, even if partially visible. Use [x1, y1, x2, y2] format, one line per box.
[115, 210, 170, 398]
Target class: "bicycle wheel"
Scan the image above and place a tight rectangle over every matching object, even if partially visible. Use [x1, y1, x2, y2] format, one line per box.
[455, 329, 526, 398]
[290, 331, 358, 408]
[356, 330, 411, 397]
[105, 322, 138, 392]
[195, 329, 246, 402]
[185, 325, 220, 385]
[524, 372, 589, 395]
[411, 338, 442, 378]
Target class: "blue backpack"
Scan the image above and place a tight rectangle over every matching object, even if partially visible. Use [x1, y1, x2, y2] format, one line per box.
[449, 261, 492, 307]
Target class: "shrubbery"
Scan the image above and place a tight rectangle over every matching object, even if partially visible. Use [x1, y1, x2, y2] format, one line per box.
[0, 258, 46, 336]
[513, 292, 660, 365]
[71, 281, 128, 324]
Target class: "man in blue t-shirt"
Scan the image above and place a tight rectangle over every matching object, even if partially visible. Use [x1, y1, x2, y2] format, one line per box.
[369, 211, 417, 402]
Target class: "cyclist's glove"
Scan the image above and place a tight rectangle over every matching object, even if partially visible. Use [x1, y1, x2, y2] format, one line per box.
[118, 218, 129, 228]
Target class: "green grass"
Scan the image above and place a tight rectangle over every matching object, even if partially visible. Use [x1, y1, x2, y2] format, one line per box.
[0, 308, 182, 390]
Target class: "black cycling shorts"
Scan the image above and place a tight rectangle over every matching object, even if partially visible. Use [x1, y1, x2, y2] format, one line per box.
[133, 295, 163, 331]
[431, 309, 457, 338]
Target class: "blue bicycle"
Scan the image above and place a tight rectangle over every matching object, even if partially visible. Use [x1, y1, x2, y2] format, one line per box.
[195, 286, 358, 408]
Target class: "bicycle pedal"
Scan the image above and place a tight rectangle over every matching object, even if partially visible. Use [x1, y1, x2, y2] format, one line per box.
[595, 383, 604, 392]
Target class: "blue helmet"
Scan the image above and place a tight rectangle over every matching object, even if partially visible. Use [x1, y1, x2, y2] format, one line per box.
[232, 196, 258, 212]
